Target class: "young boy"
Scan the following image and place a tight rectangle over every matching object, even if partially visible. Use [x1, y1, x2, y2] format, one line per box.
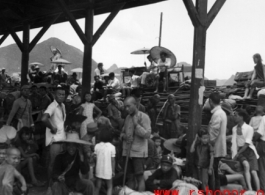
[232, 109, 260, 191]
[190, 130, 214, 192]
[152, 135, 162, 158]
[0, 147, 27, 195]
[0, 143, 8, 164]
[145, 155, 178, 191]
[249, 105, 264, 132]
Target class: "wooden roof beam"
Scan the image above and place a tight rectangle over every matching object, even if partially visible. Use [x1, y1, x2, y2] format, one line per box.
[56, 0, 89, 45]
[29, 14, 61, 52]
[206, 0, 226, 29]
[92, 3, 125, 46]
[0, 33, 9, 46]
[182, 0, 203, 27]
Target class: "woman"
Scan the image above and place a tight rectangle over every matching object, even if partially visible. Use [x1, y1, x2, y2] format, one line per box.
[162, 94, 181, 139]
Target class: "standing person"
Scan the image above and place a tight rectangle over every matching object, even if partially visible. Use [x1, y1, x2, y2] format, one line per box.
[93, 75, 104, 100]
[232, 109, 260, 191]
[0, 68, 9, 89]
[53, 65, 67, 84]
[243, 53, 265, 99]
[94, 128, 115, 195]
[78, 92, 102, 139]
[249, 105, 264, 132]
[162, 94, 181, 139]
[131, 88, 145, 113]
[107, 94, 124, 130]
[94, 63, 105, 78]
[41, 85, 66, 188]
[6, 85, 34, 130]
[208, 92, 227, 193]
[121, 96, 151, 191]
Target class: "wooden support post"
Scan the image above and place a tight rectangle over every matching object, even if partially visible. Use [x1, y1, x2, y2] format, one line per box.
[82, 0, 94, 94]
[21, 23, 30, 85]
[29, 14, 61, 52]
[92, 3, 125, 46]
[183, 0, 226, 176]
[0, 33, 9, 46]
[56, 0, 88, 45]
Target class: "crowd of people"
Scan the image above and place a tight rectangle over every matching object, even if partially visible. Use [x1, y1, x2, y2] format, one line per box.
[1, 52, 265, 195]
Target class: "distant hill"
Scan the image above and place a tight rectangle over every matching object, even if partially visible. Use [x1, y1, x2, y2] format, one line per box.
[0, 37, 97, 76]
[224, 75, 236, 86]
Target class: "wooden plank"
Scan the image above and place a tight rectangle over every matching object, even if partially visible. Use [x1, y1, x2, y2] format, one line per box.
[185, 0, 208, 177]
[82, 1, 94, 95]
[0, 33, 9, 46]
[56, 0, 89, 45]
[29, 14, 61, 52]
[92, 3, 125, 46]
[21, 23, 30, 85]
[207, 0, 226, 29]
[182, 0, 203, 27]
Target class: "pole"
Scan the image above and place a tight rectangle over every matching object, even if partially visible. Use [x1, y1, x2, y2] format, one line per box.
[158, 12, 163, 46]
[21, 23, 30, 85]
[82, 0, 94, 95]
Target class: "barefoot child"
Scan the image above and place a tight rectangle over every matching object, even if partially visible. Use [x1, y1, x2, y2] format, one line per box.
[94, 127, 115, 195]
[0, 148, 27, 195]
[190, 130, 214, 192]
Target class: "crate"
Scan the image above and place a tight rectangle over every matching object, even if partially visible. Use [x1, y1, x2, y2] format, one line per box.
[204, 80, 216, 87]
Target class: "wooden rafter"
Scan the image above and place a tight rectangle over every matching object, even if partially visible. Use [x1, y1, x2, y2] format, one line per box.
[92, 3, 125, 46]
[182, 0, 204, 27]
[207, 0, 226, 29]
[56, 0, 89, 45]
[0, 33, 9, 46]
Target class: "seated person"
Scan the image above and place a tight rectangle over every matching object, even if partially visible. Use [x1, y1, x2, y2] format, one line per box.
[104, 72, 121, 100]
[155, 52, 171, 93]
[123, 69, 140, 97]
[93, 75, 104, 101]
[53, 65, 68, 84]
[51, 132, 94, 195]
[107, 95, 124, 130]
[243, 53, 265, 99]
[94, 62, 105, 79]
[15, 127, 44, 186]
[28, 65, 36, 83]
[145, 155, 178, 191]
[140, 55, 158, 86]
[0, 148, 27, 195]
[152, 135, 163, 158]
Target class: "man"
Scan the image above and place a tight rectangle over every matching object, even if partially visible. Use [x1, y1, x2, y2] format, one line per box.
[104, 72, 121, 100]
[107, 94, 124, 130]
[131, 88, 145, 113]
[140, 55, 158, 86]
[254, 110, 265, 191]
[0, 143, 7, 164]
[232, 109, 260, 191]
[29, 85, 41, 111]
[0, 148, 27, 195]
[94, 63, 104, 78]
[38, 85, 52, 111]
[41, 85, 66, 187]
[155, 52, 171, 93]
[33, 66, 43, 83]
[123, 69, 140, 97]
[93, 75, 104, 100]
[0, 68, 9, 89]
[28, 65, 36, 83]
[121, 96, 151, 191]
[51, 132, 94, 195]
[53, 65, 68, 83]
[208, 92, 227, 193]
[7, 85, 34, 130]
[243, 53, 265, 99]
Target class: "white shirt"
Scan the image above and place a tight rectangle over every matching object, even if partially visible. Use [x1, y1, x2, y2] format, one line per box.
[95, 142, 116, 179]
[94, 68, 101, 76]
[231, 123, 259, 159]
[44, 100, 66, 146]
[130, 75, 140, 88]
[108, 77, 120, 90]
[157, 58, 171, 72]
[257, 116, 265, 141]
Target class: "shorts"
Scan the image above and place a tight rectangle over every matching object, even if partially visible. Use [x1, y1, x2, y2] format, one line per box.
[123, 157, 145, 176]
[159, 72, 166, 82]
[219, 173, 227, 186]
[237, 147, 259, 171]
[245, 79, 264, 88]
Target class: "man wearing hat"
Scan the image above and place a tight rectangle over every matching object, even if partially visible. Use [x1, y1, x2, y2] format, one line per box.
[41, 85, 67, 187]
[7, 85, 34, 130]
[50, 131, 94, 195]
[145, 155, 178, 191]
[53, 65, 67, 84]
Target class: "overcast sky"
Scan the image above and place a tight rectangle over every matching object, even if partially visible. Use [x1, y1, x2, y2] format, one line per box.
[1, 0, 265, 80]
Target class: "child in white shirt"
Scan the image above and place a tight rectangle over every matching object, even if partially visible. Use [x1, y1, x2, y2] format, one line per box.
[249, 105, 264, 132]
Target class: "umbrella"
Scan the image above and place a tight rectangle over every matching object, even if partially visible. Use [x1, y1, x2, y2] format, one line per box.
[52, 58, 71, 65]
[71, 68, 83, 73]
[30, 62, 44, 66]
[130, 47, 150, 55]
[150, 46, 177, 67]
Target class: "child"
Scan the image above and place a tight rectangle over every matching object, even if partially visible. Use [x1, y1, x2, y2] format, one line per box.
[152, 135, 162, 158]
[190, 130, 214, 192]
[249, 105, 264, 132]
[0, 148, 27, 194]
[94, 127, 116, 195]
[0, 143, 8, 164]
[16, 127, 44, 186]
[145, 155, 178, 191]
[79, 92, 102, 139]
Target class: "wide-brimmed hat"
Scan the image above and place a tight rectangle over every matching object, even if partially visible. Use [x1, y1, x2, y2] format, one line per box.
[163, 138, 182, 153]
[0, 125, 17, 143]
[65, 114, 87, 126]
[61, 132, 92, 145]
[221, 102, 233, 114]
[150, 46, 177, 67]
[87, 122, 98, 133]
